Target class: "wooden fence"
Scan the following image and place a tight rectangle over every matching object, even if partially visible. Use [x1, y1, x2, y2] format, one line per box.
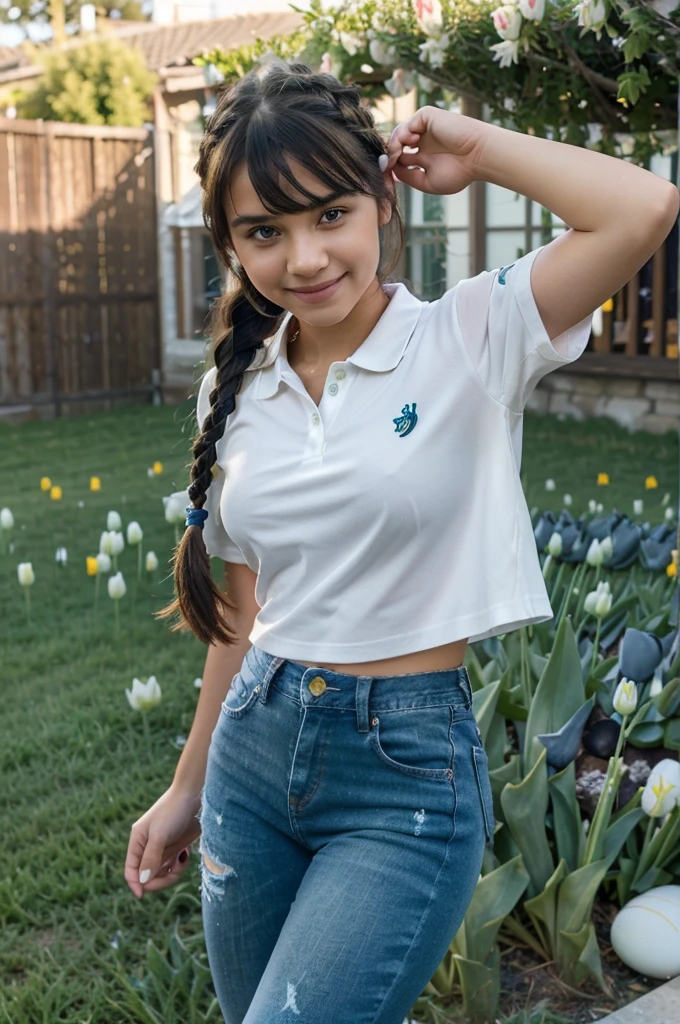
[0, 117, 160, 416]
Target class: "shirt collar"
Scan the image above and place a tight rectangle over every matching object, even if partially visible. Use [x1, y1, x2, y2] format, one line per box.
[251, 281, 423, 400]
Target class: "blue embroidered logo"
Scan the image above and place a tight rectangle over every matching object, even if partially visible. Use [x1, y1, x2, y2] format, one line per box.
[392, 402, 418, 437]
[498, 263, 515, 285]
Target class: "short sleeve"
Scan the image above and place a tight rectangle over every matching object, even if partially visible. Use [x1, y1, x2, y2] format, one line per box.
[454, 245, 594, 411]
[195, 367, 248, 564]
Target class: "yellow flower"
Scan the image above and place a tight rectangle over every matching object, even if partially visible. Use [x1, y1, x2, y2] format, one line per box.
[645, 476, 658, 489]
[597, 473, 609, 486]
[50, 485, 62, 501]
[40, 476, 51, 491]
[90, 476, 101, 491]
[86, 556, 98, 576]
[667, 562, 677, 578]
[153, 461, 163, 475]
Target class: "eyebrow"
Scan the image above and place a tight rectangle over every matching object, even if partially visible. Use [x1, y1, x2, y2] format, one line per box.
[230, 191, 353, 230]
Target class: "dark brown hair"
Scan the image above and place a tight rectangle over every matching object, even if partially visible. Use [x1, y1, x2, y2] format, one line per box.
[158, 56, 406, 646]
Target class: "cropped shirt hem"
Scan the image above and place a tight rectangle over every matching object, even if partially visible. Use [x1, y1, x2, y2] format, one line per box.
[248, 594, 555, 662]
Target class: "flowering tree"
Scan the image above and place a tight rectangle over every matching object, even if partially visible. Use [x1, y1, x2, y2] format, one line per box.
[194, 0, 679, 167]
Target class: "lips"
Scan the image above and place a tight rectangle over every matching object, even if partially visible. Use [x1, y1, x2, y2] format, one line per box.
[289, 274, 344, 294]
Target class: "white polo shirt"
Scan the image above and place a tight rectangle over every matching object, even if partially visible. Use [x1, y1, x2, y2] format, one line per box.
[197, 244, 595, 661]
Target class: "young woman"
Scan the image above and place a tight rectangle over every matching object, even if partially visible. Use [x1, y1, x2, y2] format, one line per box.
[125, 58, 678, 1023]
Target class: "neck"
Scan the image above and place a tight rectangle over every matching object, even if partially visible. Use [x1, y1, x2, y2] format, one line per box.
[286, 277, 389, 369]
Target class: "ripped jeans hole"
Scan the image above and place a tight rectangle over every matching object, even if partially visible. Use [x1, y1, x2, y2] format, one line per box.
[202, 853, 233, 876]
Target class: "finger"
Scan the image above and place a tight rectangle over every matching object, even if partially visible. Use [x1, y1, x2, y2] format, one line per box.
[124, 827, 149, 899]
[391, 159, 435, 194]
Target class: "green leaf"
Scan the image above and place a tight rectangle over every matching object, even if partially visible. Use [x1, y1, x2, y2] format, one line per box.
[524, 614, 585, 772]
[501, 744, 554, 897]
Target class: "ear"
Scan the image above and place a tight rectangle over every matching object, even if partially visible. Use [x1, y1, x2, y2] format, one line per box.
[378, 195, 394, 228]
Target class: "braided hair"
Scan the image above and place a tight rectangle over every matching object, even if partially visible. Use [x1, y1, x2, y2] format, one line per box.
[158, 56, 405, 646]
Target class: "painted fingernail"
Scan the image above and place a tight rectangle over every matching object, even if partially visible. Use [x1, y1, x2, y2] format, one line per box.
[139, 868, 151, 884]
[392, 170, 399, 183]
[378, 154, 388, 172]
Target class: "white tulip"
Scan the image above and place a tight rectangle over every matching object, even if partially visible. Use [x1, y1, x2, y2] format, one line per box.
[17, 562, 35, 586]
[126, 521, 143, 545]
[633, 499, 644, 515]
[96, 552, 112, 574]
[584, 590, 599, 615]
[100, 530, 112, 555]
[586, 538, 604, 566]
[547, 532, 563, 557]
[145, 550, 159, 573]
[563, 494, 573, 507]
[613, 677, 637, 716]
[664, 507, 675, 521]
[662, 492, 670, 506]
[109, 531, 125, 556]
[518, 0, 545, 18]
[163, 490, 188, 525]
[595, 590, 612, 618]
[194, 677, 203, 689]
[641, 759, 680, 817]
[125, 675, 162, 711]
[596, 502, 603, 513]
[650, 675, 663, 697]
[55, 547, 68, 565]
[492, 5, 522, 41]
[600, 536, 613, 561]
[545, 478, 556, 491]
[107, 510, 122, 531]
[0, 507, 14, 529]
[588, 499, 597, 514]
[108, 571, 126, 599]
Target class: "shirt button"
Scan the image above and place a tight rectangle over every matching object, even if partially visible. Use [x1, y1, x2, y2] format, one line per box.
[334, 368, 346, 380]
[308, 676, 327, 696]
[311, 413, 320, 426]
[328, 382, 339, 396]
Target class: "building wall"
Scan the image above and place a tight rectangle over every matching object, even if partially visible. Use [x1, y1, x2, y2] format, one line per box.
[527, 374, 679, 435]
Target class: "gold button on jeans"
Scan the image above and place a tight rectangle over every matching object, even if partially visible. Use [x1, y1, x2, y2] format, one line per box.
[309, 676, 327, 696]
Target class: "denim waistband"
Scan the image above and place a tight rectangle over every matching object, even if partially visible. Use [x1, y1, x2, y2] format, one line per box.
[243, 644, 473, 720]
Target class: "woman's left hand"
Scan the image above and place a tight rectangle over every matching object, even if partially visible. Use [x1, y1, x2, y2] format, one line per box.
[381, 105, 486, 196]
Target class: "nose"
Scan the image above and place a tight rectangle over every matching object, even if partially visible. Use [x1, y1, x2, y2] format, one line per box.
[286, 234, 330, 278]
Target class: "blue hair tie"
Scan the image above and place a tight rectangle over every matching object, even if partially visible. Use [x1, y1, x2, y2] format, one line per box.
[185, 506, 209, 529]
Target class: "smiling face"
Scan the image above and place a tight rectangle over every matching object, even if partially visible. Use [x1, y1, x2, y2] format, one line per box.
[225, 156, 393, 329]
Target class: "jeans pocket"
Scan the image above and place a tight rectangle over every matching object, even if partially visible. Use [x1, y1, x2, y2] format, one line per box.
[367, 704, 454, 780]
[472, 745, 496, 846]
[221, 671, 262, 720]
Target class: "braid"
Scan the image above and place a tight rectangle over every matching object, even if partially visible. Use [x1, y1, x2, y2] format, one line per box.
[189, 291, 282, 513]
[158, 55, 404, 646]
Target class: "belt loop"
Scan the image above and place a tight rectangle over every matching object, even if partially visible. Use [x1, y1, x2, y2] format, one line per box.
[355, 675, 373, 733]
[459, 665, 472, 705]
[259, 655, 286, 704]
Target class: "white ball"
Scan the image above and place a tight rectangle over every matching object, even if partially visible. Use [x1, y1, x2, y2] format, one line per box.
[610, 885, 680, 979]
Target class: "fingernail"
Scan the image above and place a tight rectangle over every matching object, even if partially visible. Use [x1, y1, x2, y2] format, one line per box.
[178, 849, 188, 863]
[139, 868, 151, 884]
[392, 170, 399, 183]
[378, 154, 388, 173]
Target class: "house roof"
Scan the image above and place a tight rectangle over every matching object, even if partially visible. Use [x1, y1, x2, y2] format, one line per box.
[0, 11, 306, 82]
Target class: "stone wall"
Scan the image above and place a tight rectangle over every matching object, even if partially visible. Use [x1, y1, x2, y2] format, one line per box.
[526, 373, 679, 435]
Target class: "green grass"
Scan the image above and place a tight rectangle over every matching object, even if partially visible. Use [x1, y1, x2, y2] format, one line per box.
[0, 404, 677, 1023]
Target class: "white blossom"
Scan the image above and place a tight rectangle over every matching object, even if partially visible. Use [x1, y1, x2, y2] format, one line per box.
[126, 521, 143, 545]
[145, 550, 159, 573]
[107, 510, 122, 531]
[0, 507, 14, 529]
[125, 675, 162, 711]
[108, 572, 126, 600]
[490, 39, 520, 68]
[17, 562, 35, 586]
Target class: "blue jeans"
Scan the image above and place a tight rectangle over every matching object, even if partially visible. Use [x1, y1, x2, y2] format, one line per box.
[198, 644, 495, 1024]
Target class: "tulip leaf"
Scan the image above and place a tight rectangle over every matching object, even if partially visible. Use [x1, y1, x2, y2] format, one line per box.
[523, 857, 568, 952]
[449, 950, 500, 1022]
[557, 921, 604, 988]
[602, 806, 646, 862]
[627, 721, 665, 747]
[547, 762, 583, 872]
[471, 678, 501, 746]
[524, 613, 584, 772]
[556, 852, 617, 941]
[501, 743, 554, 897]
[463, 855, 530, 965]
[663, 716, 680, 750]
[653, 677, 680, 717]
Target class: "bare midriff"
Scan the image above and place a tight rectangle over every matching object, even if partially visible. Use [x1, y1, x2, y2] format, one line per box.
[293, 639, 469, 678]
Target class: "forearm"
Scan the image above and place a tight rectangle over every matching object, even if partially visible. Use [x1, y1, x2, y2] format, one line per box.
[171, 623, 253, 802]
[470, 118, 677, 233]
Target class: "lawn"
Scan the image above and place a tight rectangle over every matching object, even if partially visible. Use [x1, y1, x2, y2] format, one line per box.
[0, 403, 677, 1024]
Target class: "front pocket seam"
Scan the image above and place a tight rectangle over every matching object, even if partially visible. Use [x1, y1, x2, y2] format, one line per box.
[367, 713, 454, 780]
[221, 683, 261, 719]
